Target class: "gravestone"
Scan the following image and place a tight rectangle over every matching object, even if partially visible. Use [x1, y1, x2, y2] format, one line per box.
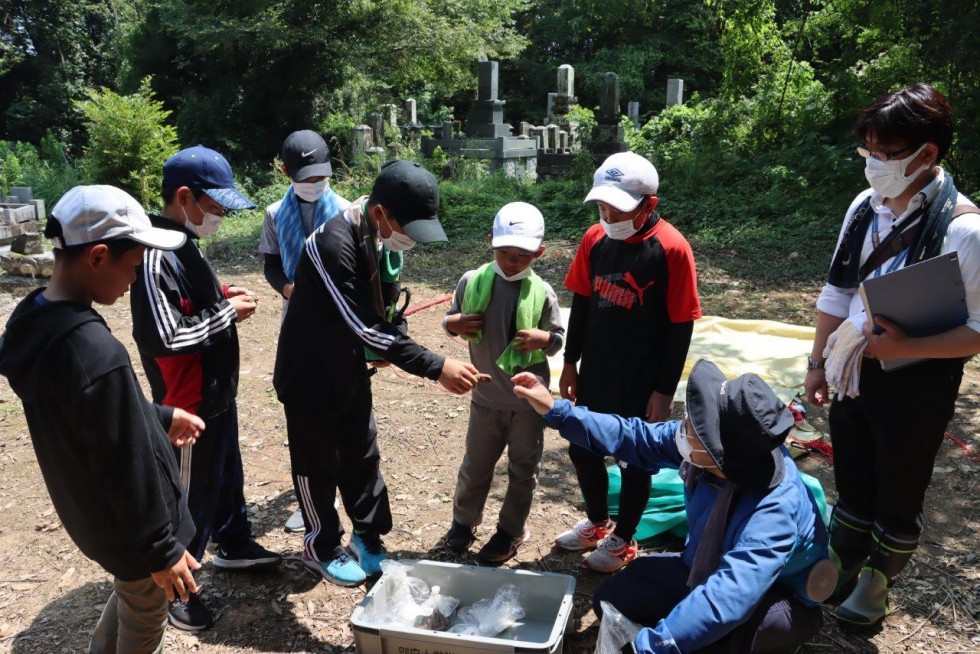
[421, 60, 537, 179]
[667, 79, 685, 106]
[628, 101, 640, 127]
[403, 98, 425, 132]
[536, 64, 582, 180]
[590, 72, 629, 164]
[350, 125, 373, 159]
[558, 64, 575, 97]
[366, 113, 384, 148]
[546, 125, 560, 154]
[381, 104, 398, 142]
[519, 121, 532, 137]
[529, 126, 547, 151]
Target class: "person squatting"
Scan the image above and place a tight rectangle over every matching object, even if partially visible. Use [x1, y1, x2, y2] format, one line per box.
[0, 82, 976, 654]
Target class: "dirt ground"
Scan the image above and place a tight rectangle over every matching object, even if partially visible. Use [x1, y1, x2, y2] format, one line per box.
[0, 247, 978, 654]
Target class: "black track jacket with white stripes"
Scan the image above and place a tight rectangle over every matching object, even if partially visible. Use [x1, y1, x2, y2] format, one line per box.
[130, 215, 239, 419]
[273, 209, 445, 404]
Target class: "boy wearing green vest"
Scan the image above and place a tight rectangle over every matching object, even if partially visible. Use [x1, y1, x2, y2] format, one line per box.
[442, 202, 565, 564]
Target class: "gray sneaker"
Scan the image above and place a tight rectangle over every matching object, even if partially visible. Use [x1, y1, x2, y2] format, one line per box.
[168, 594, 213, 632]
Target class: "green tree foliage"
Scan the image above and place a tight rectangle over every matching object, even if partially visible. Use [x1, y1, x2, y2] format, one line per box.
[0, 0, 137, 149]
[502, 0, 724, 122]
[124, 0, 527, 162]
[76, 77, 179, 206]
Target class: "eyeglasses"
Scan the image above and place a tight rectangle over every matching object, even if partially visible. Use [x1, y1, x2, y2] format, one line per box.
[856, 143, 920, 162]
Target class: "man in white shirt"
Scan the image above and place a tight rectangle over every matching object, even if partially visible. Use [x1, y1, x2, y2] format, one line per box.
[804, 83, 980, 629]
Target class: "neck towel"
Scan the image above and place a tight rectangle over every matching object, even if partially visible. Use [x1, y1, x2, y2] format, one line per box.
[687, 479, 736, 588]
[827, 174, 959, 289]
[276, 186, 346, 280]
[461, 262, 547, 374]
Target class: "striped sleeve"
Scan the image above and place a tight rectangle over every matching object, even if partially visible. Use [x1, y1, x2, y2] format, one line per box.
[133, 248, 237, 356]
[304, 231, 445, 380]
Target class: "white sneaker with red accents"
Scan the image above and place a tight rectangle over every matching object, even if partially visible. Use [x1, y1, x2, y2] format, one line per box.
[583, 534, 638, 572]
[554, 518, 615, 552]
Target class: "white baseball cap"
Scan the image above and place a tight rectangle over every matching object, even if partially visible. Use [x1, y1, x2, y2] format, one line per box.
[49, 185, 186, 250]
[492, 202, 545, 251]
[583, 152, 659, 212]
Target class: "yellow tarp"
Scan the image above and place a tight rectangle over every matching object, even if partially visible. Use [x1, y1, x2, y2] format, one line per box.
[548, 314, 816, 405]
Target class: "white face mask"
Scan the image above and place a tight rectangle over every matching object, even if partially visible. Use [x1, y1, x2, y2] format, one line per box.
[675, 420, 710, 467]
[293, 179, 327, 202]
[864, 143, 929, 198]
[379, 209, 416, 252]
[492, 260, 532, 282]
[600, 217, 639, 240]
[181, 200, 224, 238]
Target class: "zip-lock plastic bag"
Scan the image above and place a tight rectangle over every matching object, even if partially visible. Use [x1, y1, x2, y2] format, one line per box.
[360, 560, 460, 630]
[595, 601, 641, 654]
[448, 583, 526, 637]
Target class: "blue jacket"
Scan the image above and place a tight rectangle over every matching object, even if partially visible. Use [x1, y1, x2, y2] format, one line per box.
[544, 399, 828, 654]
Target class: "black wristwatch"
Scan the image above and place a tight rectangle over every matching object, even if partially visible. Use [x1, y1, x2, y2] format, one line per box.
[807, 355, 825, 371]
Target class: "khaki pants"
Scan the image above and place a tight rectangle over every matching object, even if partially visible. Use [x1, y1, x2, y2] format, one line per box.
[89, 576, 168, 654]
[452, 403, 545, 536]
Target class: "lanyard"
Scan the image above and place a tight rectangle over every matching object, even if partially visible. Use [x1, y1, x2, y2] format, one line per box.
[870, 213, 909, 278]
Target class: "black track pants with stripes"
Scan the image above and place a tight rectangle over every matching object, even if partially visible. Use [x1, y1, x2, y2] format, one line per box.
[284, 375, 392, 561]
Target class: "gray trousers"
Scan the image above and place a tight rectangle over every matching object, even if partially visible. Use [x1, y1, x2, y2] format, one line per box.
[452, 403, 545, 536]
[89, 576, 168, 654]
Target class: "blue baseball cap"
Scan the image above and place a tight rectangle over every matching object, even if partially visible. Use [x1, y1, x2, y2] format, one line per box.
[162, 145, 256, 211]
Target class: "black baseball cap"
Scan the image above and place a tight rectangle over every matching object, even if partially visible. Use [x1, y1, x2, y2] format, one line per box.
[281, 130, 333, 181]
[685, 359, 795, 489]
[369, 160, 446, 243]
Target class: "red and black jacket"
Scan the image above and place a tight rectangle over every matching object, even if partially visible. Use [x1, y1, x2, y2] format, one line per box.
[130, 215, 240, 419]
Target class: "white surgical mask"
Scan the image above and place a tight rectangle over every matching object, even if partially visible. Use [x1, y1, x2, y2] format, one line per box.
[181, 200, 224, 238]
[675, 420, 709, 467]
[379, 210, 416, 252]
[864, 143, 929, 198]
[492, 260, 532, 282]
[600, 217, 639, 241]
[293, 179, 327, 202]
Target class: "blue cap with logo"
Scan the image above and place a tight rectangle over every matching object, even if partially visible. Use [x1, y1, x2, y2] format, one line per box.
[163, 145, 256, 211]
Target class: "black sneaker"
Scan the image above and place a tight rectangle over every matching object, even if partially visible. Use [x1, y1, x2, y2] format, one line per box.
[168, 594, 213, 632]
[477, 527, 529, 565]
[212, 539, 281, 570]
[443, 520, 476, 553]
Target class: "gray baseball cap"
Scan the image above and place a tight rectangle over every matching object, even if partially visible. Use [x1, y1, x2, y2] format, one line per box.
[49, 185, 186, 250]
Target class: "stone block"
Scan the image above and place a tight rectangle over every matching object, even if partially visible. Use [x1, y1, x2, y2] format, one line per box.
[351, 125, 373, 158]
[11, 232, 43, 255]
[598, 72, 620, 124]
[477, 61, 499, 101]
[557, 64, 575, 97]
[628, 101, 640, 127]
[9, 187, 32, 203]
[667, 78, 685, 106]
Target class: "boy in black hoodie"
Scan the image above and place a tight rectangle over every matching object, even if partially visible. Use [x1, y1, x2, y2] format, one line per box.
[0, 185, 203, 653]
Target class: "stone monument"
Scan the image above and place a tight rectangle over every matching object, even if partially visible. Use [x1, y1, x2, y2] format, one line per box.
[628, 101, 640, 127]
[591, 72, 629, 164]
[667, 78, 685, 107]
[421, 61, 537, 179]
[536, 64, 582, 180]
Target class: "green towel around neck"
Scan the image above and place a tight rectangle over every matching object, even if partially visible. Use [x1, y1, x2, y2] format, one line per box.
[461, 262, 548, 374]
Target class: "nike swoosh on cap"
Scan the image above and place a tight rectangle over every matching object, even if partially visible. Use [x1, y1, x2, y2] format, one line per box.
[301, 149, 318, 157]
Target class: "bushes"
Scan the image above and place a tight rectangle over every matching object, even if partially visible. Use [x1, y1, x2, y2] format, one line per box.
[76, 77, 178, 207]
[0, 135, 86, 205]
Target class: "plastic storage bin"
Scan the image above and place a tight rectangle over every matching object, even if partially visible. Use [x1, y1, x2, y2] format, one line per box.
[351, 559, 576, 654]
